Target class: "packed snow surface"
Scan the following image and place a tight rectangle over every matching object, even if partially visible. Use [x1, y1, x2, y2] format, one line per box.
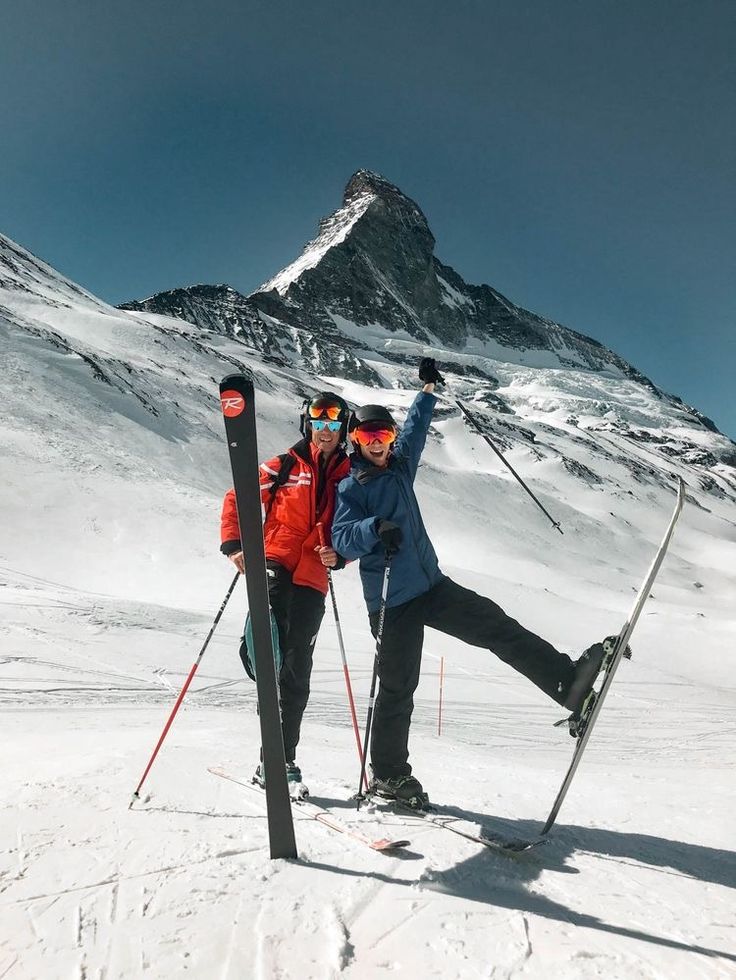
[1, 235, 735, 978]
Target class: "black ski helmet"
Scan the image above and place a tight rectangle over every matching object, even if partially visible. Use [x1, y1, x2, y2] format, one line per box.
[348, 404, 398, 433]
[300, 391, 351, 443]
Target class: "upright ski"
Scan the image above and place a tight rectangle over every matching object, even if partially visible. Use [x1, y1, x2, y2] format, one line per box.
[541, 477, 686, 836]
[219, 374, 297, 860]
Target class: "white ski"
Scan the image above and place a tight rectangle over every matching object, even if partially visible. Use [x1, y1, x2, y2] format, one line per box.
[367, 797, 545, 855]
[541, 477, 686, 836]
[208, 768, 411, 853]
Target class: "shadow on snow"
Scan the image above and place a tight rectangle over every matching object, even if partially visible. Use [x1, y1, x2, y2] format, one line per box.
[305, 794, 736, 965]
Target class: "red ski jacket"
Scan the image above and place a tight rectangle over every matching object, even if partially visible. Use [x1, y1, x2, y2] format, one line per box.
[220, 439, 350, 595]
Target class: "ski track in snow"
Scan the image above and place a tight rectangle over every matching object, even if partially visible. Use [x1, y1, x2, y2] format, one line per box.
[2, 566, 735, 978]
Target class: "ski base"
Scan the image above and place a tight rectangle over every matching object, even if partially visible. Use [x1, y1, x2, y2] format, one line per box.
[209, 768, 411, 853]
[541, 477, 686, 836]
[219, 374, 296, 860]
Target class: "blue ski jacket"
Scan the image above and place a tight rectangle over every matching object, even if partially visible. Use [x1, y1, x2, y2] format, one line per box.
[332, 391, 446, 612]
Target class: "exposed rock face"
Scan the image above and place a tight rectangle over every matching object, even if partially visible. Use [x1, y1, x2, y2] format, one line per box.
[120, 284, 281, 357]
[119, 283, 381, 383]
[251, 170, 658, 386]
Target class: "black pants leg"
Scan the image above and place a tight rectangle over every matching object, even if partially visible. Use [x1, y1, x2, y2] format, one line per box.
[266, 562, 326, 762]
[368, 595, 426, 779]
[425, 577, 575, 703]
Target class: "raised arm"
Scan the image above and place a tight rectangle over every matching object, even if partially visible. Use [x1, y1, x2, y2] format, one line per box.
[392, 389, 438, 481]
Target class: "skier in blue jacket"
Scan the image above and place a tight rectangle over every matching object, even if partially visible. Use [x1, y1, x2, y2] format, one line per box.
[331, 358, 606, 807]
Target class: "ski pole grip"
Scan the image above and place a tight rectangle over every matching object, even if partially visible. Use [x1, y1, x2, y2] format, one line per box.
[317, 522, 326, 547]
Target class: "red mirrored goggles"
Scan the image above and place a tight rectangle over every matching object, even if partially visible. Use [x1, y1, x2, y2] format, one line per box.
[352, 425, 397, 447]
[307, 400, 344, 421]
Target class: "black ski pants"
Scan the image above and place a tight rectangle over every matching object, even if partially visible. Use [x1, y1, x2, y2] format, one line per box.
[240, 561, 325, 763]
[367, 575, 575, 779]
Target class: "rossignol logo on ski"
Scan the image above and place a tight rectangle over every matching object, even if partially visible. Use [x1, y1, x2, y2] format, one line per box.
[220, 390, 245, 417]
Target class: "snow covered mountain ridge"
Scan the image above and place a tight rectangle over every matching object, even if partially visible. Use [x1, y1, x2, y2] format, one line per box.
[119, 169, 735, 500]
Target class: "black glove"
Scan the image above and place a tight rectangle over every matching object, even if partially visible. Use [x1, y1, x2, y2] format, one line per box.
[376, 519, 403, 555]
[419, 357, 445, 385]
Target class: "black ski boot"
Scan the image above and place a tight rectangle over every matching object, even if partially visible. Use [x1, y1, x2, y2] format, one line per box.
[564, 643, 606, 713]
[369, 769, 429, 810]
[564, 635, 632, 714]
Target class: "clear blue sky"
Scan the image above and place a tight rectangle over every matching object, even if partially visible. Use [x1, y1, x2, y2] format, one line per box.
[1, 0, 734, 437]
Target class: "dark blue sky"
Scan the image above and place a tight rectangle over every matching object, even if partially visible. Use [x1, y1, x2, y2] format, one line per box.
[2, 0, 734, 436]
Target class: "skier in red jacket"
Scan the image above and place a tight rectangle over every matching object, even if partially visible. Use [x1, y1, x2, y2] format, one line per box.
[220, 392, 351, 792]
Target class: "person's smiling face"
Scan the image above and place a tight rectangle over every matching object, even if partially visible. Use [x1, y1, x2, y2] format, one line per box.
[353, 424, 397, 468]
[310, 422, 341, 457]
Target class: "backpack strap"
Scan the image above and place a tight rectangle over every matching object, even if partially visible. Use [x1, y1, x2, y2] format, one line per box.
[264, 453, 297, 520]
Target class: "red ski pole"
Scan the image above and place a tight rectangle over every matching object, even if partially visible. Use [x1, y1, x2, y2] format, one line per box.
[128, 572, 240, 808]
[317, 523, 365, 785]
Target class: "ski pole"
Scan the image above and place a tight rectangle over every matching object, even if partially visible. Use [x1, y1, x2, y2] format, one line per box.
[128, 571, 240, 808]
[316, 522, 366, 785]
[438, 656, 445, 736]
[356, 554, 392, 810]
[454, 398, 563, 534]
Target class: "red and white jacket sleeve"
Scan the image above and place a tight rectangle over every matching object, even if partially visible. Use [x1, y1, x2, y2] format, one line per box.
[219, 455, 282, 556]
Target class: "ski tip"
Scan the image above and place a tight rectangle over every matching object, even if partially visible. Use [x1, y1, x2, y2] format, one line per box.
[219, 372, 253, 390]
[371, 839, 411, 852]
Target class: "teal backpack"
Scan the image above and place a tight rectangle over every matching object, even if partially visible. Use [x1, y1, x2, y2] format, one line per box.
[238, 452, 296, 681]
[240, 608, 282, 681]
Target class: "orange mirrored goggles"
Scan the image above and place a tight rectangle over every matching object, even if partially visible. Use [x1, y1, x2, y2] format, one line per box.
[352, 426, 397, 447]
[308, 400, 343, 421]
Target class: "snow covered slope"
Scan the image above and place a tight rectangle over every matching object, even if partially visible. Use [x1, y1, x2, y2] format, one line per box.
[2, 224, 735, 978]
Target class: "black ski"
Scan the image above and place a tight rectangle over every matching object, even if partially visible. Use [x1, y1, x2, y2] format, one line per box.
[541, 477, 686, 836]
[219, 374, 297, 860]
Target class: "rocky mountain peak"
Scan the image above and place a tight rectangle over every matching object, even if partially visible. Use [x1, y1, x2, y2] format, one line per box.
[343, 170, 432, 239]
[344, 169, 402, 202]
[340, 168, 436, 264]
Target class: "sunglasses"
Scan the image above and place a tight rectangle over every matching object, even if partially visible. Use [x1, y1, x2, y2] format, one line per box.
[352, 426, 397, 447]
[308, 401, 343, 421]
[311, 419, 343, 432]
